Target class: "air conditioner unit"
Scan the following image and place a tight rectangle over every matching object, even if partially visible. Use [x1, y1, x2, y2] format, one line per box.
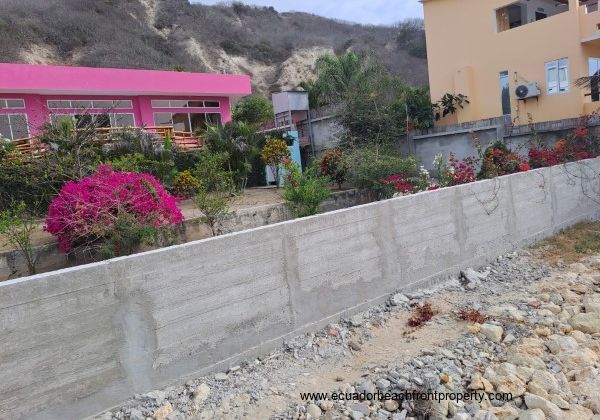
[515, 82, 541, 99]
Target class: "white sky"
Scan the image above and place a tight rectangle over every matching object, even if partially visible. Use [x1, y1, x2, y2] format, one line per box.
[190, 0, 424, 25]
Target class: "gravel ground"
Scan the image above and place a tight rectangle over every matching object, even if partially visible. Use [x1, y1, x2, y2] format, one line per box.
[94, 246, 600, 420]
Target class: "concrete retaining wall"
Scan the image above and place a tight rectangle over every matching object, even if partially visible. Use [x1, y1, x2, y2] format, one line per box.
[0, 189, 372, 281]
[2, 159, 600, 419]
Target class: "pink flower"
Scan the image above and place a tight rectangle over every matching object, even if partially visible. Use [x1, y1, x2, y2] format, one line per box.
[45, 165, 184, 252]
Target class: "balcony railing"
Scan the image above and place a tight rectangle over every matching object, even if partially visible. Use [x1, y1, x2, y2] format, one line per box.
[5, 126, 204, 156]
[580, 2, 600, 42]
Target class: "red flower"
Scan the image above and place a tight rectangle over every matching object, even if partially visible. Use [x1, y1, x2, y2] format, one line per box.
[519, 162, 530, 172]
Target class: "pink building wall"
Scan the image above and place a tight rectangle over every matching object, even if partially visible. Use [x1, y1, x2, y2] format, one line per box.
[0, 63, 251, 138]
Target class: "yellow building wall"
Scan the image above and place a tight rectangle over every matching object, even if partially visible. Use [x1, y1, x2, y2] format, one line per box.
[423, 0, 600, 126]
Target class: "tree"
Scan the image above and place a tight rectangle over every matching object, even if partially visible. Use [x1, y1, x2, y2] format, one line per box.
[194, 186, 231, 236]
[282, 161, 330, 218]
[261, 138, 290, 187]
[203, 121, 263, 191]
[0, 201, 39, 276]
[307, 52, 380, 106]
[232, 95, 274, 125]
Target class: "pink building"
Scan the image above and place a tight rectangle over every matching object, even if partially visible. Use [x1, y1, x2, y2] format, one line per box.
[0, 63, 252, 141]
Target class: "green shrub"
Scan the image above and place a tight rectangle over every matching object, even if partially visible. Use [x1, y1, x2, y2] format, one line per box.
[232, 95, 274, 125]
[109, 153, 176, 186]
[346, 147, 417, 199]
[193, 150, 234, 193]
[282, 161, 331, 218]
[194, 188, 231, 236]
[172, 170, 201, 198]
[0, 201, 39, 275]
[320, 148, 349, 189]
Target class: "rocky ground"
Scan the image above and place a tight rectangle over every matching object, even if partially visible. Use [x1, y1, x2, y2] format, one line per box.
[95, 232, 600, 420]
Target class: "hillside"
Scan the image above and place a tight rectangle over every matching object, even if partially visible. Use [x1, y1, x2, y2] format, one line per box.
[0, 0, 428, 94]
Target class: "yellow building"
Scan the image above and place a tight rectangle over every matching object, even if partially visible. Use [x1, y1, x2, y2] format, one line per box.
[422, 0, 600, 126]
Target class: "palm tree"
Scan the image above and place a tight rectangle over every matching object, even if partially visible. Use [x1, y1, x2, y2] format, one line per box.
[305, 52, 381, 106]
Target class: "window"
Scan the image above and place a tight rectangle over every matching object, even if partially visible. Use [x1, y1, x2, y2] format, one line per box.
[47, 99, 132, 109]
[151, 99, 221, 108]
[545, 58, 569, 95]
[499, 71, 511, 115]
[50, 113, 135, 128]
[0, 114, 29, 140]
[153, 112, 222, 132]
[584, 0, 598, 13]
[589, 58, 600, 102]
[0, 98, 25, 109]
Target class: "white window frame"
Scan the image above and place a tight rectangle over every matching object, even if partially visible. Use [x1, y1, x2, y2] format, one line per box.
[0, 98, 26, 109]
[151, 99, 221, 108]
[545, 58, 569, 95]
[50, 112, 136, 128]
[153, 112, 221, 132]
[46, 99, 133, 109]
[0, 113, 30, 140]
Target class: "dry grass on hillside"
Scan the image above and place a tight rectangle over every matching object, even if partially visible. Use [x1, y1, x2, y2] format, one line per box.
[533, 221, 600, 264]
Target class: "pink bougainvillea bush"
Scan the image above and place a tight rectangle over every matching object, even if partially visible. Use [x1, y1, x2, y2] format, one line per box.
[45, 165, 184, 254]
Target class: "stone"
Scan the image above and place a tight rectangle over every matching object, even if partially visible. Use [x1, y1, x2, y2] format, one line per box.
[507, 353, 546, 370]
[384, 399, 399, 411]
[545, 335, 579, 354]
[528, 381, 549, 399]
[480, 324, 504, 343]
[376, 378, 391, 391]
[390, 293, 410, 306]
[461, 268, 482, 288]
[356, 380, 376, 394]
[584, 294, 600, 314]
[548, 394, 570, 410]
[350, 315, 364, 327]
[348, 402, 370, 416]
[558, 348, 599, 371]
[520, 408, 546, 420]
[570, 330, 588, 343]
[153, 403, 174, 420]
[530, 370, 559, 392]
[569, 313, 600, 334]
[307, 403, 322, 418]
[320, 400, 334, 411]
[535, 327, 551, 337]
[524, 393, 563, 420]
[468, 373, 485, 390]
[193, 383, 211, 405]
[469, 324, 482, 334]
[348, 341, 362, 351]
[541, 303, 562, 314]
[129, 409, 145, 420]
[488, 404, 519, 420]
[214, 372, 228, 381]
[494, 374, 526, 397]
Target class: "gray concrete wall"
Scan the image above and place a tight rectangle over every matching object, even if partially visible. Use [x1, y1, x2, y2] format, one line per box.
[2, 159, 600, 420]
[409, 115, 600, 170]
[0, 189, 372, 281]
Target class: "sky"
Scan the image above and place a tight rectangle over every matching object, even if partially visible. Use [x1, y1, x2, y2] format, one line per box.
[190, 1, 423, 26]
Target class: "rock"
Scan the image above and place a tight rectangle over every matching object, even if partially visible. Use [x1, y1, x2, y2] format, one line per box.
[348, 341, 362, 351]
[468, 373, 485, 390]
[557, 348, 599, 371]
[320, 400, 334, 411]
[530, 370, 559, 392]
[307, 403, 322, 418]
[461, 268, 482, 289]
[193, 383, 211, 405]
[350, 315, 364, 327]
[390, 293, 409, 306]
[384, 399, 399, 411]
[129, 409, 145, 420]
[494, 374, 526, 397]
[356, 380, 376, 394]
[569, 313, 600, 334]
[542, 303, 562, 314]
[376, 378, 391, 391]
[520, 408, 547, 420]
[549, 394, 570, 410]
[524, 393, 563, 420]
[584, 294, 600, 314]
[528, 381, 549, 399]
[545, 335, 579, 354]
[570, 330, 588, 343]
[146, 390, 167, 404]
[214, 372, 228, 381]
[153, 403, 174, 420]
[488, 404, 519, 420]
[480, 324, 504, 343]
[348, 402, 370, 416]
[535, 327, 552, 337]
[469, 324, 482, 334]
[507, 353, 546, 370]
